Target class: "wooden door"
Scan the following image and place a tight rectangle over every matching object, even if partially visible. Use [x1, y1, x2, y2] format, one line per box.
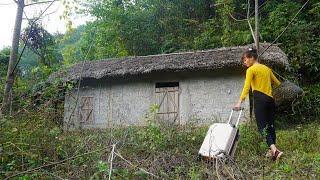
[155, 83, 179, 123]
[79, 96, 94, 124]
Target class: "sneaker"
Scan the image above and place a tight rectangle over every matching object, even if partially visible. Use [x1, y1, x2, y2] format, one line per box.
[272, 149, 283, 161]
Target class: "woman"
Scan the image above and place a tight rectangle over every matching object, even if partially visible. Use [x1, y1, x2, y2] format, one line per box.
[234, 48, 283, 161]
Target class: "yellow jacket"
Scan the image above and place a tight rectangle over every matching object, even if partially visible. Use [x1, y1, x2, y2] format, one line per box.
[240, 63, 281, 101]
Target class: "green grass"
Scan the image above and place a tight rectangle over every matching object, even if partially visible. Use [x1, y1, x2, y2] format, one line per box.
[0, 114, 319, 179]
[236, 121, 320, 179]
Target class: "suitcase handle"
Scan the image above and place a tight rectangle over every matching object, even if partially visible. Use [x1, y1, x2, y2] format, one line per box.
[227, 107, 244, 127]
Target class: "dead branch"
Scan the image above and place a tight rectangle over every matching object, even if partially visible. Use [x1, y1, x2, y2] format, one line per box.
[4, 147, 109, 180]
[41, 169, 66, 180]
[108, 144, 116, 180]
[24, 0, 58, 7]
[114, 151, 160, 179]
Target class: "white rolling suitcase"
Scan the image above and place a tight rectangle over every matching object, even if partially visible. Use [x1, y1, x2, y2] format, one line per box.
[198, 108, 244, 160]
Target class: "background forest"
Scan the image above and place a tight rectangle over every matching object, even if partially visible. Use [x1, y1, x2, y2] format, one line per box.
[0, 0, 320, 179]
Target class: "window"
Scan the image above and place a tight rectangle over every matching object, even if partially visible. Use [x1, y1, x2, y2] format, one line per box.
[155, 82, 179, 123]
[79, 96, 94, 124]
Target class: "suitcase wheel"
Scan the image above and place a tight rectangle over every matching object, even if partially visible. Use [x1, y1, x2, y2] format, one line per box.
[197, 154, 202, 161]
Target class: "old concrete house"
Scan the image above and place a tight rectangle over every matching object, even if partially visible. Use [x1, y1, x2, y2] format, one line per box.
[53, 44, 288, 128]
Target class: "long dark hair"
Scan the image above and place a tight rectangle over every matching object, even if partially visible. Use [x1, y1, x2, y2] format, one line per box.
[241, 47, 258, 61]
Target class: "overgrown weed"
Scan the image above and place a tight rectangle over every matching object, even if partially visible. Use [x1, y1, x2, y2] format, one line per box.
[1, 111, 319, 179]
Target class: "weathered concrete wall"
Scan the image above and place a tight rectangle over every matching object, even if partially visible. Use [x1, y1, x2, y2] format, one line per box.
[63, 81, 155, 129]
[179, 76, 249, 125]
[63, 72, 249, 129]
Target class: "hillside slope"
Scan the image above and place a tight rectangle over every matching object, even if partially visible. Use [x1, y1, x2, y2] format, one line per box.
[1, 114, 319, 179]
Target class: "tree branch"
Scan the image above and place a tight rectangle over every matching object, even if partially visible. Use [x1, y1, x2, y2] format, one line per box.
[0, 2, 15, 5]
[23, 10, 31, 23]
[25, 0, 58, 7]
[41, 7, 59, 19]
[229, 12, 247, 22]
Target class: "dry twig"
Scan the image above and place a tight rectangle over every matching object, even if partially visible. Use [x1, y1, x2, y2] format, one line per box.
[108, 144, 116, 180]
[114, 151, 160, 179]
[4, 147, 109, 180]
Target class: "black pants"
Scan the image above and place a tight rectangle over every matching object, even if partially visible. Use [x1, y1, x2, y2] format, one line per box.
[253, 90, 276, 147]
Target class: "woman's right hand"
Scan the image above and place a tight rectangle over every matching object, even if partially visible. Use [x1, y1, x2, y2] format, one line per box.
[233, 101, 242, 111]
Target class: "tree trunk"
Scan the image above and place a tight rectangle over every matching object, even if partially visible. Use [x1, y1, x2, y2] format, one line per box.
[255, 0, 259, 53]
[1, 0, 24, 114]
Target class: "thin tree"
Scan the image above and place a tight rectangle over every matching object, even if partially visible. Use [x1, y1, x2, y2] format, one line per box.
[255, 0, 259, 53]
[1, 0, 57, 115]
